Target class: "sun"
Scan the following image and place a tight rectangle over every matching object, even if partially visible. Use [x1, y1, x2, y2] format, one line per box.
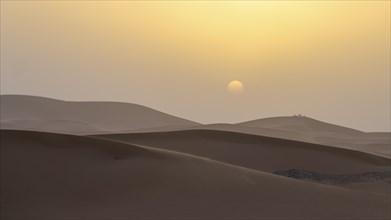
[227, 80, 244, 94]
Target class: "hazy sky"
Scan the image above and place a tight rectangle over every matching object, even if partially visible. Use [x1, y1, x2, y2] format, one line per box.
[1, 1, 390, 131]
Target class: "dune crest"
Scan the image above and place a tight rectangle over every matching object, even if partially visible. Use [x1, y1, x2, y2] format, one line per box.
[0, 95, 200, 134]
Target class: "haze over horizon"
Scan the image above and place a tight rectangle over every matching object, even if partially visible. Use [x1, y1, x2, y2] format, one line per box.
[1, 1, 390, 132]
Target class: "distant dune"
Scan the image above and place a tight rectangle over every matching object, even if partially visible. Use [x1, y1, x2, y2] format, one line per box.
[235, 117, 390, 158]
[0, 95, 200, 134]
[1, 130, 390, 219]
[0, 118, 110, 135]
[97, 129, 390, 194]
[239, 116, 363, 135]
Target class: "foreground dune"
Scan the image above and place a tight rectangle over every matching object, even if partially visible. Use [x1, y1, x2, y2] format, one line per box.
[1, 130, 390, 219]
[97, 129, 390, 194]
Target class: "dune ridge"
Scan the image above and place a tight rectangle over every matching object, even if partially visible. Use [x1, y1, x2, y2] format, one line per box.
[0, 95, 200, 134]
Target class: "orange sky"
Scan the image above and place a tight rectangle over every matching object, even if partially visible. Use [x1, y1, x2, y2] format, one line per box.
[1, 1, 390, 131]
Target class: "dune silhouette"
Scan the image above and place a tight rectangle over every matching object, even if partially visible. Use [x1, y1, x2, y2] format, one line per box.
[0, 95, 199, 134]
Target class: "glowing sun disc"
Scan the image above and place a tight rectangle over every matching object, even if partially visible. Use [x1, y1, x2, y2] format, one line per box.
[227, 80, 244, 94]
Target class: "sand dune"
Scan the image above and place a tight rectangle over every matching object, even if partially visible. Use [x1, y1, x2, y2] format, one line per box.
[2, 95, 389, 195]
[191, 117, 391, 158]
[1, 130, 390, 219]
[2, 95, 388, 159]
[237, 116, 391, 157]
[0, 95, 199, 134]
[0, 119, 109, 135]
[239, 116, 363, 135]
[115, 121, 390, 159]
[192, 123, 314, 142]
[97, 129, 390, 193]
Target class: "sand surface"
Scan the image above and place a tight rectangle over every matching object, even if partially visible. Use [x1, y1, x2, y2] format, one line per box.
[97, 129, 390, 194]
[0, 95, 199, 134]
[1, 130, 390, 219]
[1, 95, 390, 219]
[238, 116, 391, 158]
[2, 95, 389, 159]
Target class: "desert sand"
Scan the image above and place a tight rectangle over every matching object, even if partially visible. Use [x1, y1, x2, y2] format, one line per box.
[97, 129, 390, 194]
[0, 95, 391, 158]
[1, 95, 390, 219]
[1, 130, 390, 219]
[0, 95, 199, 134]
[2, 95, 389, 158]
[238, 116, 391, 158]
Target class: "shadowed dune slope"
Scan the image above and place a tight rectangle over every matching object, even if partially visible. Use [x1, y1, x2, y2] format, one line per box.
[97, 129, 390, 174]
[1, 130, 390, 219]
[0, 95, 199, 134]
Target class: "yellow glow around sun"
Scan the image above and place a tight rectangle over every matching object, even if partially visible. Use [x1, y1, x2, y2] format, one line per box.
[227, 80, 244, 94]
